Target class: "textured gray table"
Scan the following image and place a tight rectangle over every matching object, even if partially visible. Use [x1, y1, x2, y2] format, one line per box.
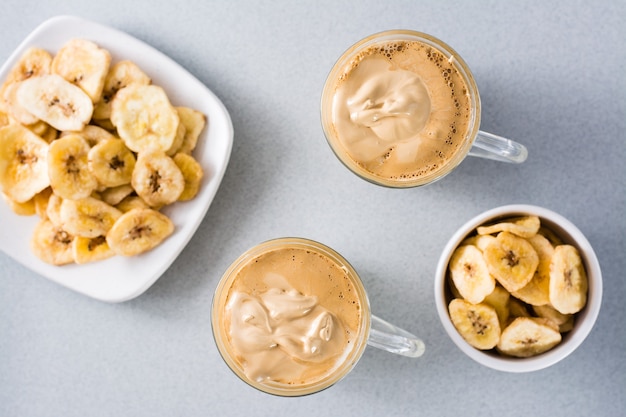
[1, 1, 624, 416]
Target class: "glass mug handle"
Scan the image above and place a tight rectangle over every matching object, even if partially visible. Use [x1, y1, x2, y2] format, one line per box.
[367, 315, 425, 358]
[468, 130, 528, 163]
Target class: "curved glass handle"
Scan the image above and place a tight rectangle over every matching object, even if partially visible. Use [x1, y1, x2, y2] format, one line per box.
[468, 130, 528, 163]
[367, 315, 425, 358]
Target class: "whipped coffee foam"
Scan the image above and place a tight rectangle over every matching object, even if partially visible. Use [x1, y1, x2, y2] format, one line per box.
[227, 273, 346, 383]
[221, 247, 362, 387]
[345, 57, 431, 148]
[330, 40, 472, 181]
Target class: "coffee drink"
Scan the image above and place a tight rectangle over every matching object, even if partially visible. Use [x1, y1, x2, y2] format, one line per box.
[321, 31, 480, 187]
[212, 238, 369, 396]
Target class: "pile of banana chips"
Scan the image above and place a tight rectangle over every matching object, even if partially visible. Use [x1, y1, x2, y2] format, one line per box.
[0, 39, 207, 265]
[447, 215, 588, 358]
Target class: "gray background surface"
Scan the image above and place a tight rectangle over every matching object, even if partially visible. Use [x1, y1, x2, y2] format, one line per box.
[1, 1, 624, 416]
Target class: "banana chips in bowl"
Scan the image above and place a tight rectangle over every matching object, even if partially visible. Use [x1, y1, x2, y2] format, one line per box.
[434, 205, 602, 372]
[0, 16, 233, 302]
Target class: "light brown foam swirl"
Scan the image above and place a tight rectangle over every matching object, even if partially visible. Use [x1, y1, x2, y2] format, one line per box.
[330, 39, 472, 181]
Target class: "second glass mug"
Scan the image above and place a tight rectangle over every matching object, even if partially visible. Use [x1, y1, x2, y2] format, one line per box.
[211, 238, 425, 397]
[320, 30, 528, 188]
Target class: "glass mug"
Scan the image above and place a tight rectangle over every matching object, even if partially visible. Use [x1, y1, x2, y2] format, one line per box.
[211, 238, 425, 396]
[320, 30, 528, 188]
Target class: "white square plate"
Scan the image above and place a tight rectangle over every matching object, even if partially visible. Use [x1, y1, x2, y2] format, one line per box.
[0, 15, 233, 302]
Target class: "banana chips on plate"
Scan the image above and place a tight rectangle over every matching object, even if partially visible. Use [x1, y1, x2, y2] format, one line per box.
[0, 16, 233, 302]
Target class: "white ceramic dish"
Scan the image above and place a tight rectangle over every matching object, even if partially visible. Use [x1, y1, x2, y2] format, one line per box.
[0, 16, 234, 302]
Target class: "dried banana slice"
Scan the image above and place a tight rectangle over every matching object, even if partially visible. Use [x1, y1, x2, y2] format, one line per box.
[508, 297, 532, 320]
[60, 196, 122, 238]
[62, 124, 116, 146]
[91, 117, 116, 132]
[33, 187, 53, 219]
[46, 193, 63, 226]
[448, 298, 501, 350]
[496, 317, 561, 358]
[30, 219, 74, 265]
[115, 195, 150, 212]
[106, 208, 174, 256]
[532, 304, 575, 333]
[72, 235, 115, 264]
[51, 39, 111, 103]
[1, 191, 36, 215]
[175, 106, 207, 154]
[512, 233, 554, 306]
[461, 234, 497, 252]
[4, 47, 52, 85]
[100, 184, 134, 206]
[1, 47, 52, 123]
[173, 152, 204, 201]
[110, 84, 180, 153]
[88, 138, 136, 187]
[26, 120, 58, 143]
[2, 81, 40, 125]
[477, 215, 540, 239]
[483, 232, 539, 293]
[483, 285, 511, 327]
[165, 120, 186, 156]
[0, 124, 50, 203]
[16, 74, 93, 131]
[131, 149, 184, 207]
[448, 244, 495, 304]
[92, 60, 151, 120]
[549, 245, 588, 314]
[538, 226, 563, 246]
[47, 134, 97, 200]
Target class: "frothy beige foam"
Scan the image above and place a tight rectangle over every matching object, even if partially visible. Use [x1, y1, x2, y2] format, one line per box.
[217, 246, 363, 389]
[330, 39, 472, 181]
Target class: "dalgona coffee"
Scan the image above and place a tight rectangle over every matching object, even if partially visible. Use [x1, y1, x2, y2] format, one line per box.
[322, 31, 480, 187]
[211, 239, 369, 396]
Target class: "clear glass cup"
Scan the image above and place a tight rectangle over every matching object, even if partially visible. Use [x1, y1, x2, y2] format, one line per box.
[211, 237, 425, 396]
[320, 30, 528, 188]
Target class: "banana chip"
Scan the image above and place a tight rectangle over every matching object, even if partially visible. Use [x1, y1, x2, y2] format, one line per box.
[51, 39, 111, 103]
[449, 298, 500, 350]
[477, 215, 540, 239]
[173, 152, 204, 201]
[483, 232, 538, 293]
[496, 317, 561, 358]
[132, 149, 184, 207]
[93, 60, 151, 120]
[72, 235, 115, 264]
[106, 208, 174, 257]
[48, 134, 97, 200]
[17, 74, 94, 131]
[448, 244, 495, 304]
[549, 245, 588, 314]
[88, 138, 136, 187]
[3, 47, 52, 85]
[1, 191, 36, 216]
[0, 124, 50, 203]
[111, 84, 179, 153]
[30, 219, 74, 266]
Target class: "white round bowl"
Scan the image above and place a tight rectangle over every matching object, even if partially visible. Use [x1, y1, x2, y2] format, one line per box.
[434, 204, 602, 372]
